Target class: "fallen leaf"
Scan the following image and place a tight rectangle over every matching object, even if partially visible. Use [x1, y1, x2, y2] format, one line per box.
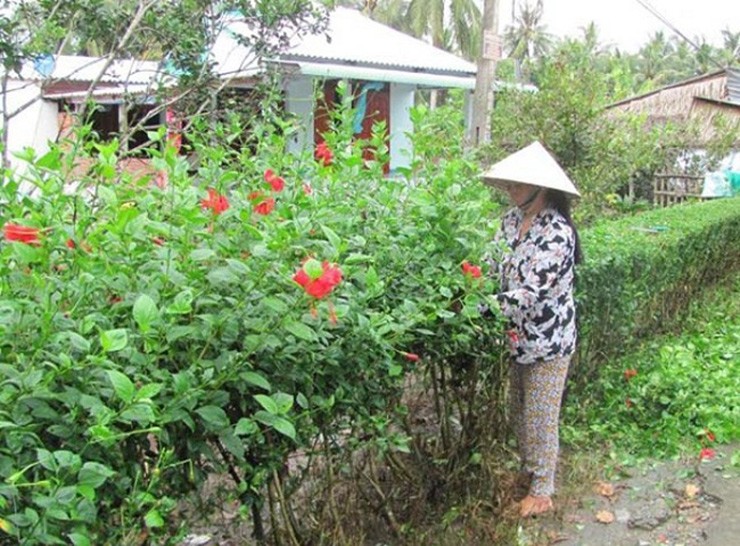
[595, 510, 615, 524]
[684, 483, 701, 498]
[595, 481, 616, 498]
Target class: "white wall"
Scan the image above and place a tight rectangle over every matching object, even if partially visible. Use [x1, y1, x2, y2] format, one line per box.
[1, 79, 59, 173]
[389, 82, 415, 172]
[284, 75, 314, 157]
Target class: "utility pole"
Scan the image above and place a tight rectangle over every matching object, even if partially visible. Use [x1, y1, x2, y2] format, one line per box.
[468, 0, 500, 147]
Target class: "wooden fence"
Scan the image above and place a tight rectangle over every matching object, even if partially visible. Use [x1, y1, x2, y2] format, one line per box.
[653, 173, 705, 207]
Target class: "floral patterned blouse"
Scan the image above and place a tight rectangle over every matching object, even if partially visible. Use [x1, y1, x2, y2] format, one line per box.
[489, 206, 577, 364]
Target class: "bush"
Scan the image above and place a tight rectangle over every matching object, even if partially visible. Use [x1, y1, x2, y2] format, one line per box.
[0, 107, 505, 543]
[574, 197, 740, 385]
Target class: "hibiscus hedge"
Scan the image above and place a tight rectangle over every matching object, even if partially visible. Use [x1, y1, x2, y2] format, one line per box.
[1, 104, 739, 543]
[0, 113, 506, 543]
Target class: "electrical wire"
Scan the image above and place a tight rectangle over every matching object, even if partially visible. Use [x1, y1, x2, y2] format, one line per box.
[634, 0, 725, 69]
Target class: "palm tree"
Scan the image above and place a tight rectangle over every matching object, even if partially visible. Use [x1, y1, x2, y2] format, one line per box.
[720, 28, 740, 66]
[503, 0, 552, 80]
[365, 0, 412, 31]
[503, 0, 552, 60]
[635, 31, 673, 88]
[406, 0, 481, 60]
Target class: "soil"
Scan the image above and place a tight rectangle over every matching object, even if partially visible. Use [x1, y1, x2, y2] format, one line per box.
[519, 443, 740, 546]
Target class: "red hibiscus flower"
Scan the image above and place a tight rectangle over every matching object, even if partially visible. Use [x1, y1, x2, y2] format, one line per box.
[402, 352, 420, 362]
[624, 368, 638, 381]
[699, 447, 716, 461]
[253, 197, 275, 216]
[461, 260, 482, 278]
[315, 141, 334, 166]
[201, 188, 229, 215]
[705, 429, 716, 442]
[293, 260, 342, 300]
[507, 329, 520, 344]
[263, 169, 285, 193]
[66, 238, 76, 249]
[3, 223, 41, 245]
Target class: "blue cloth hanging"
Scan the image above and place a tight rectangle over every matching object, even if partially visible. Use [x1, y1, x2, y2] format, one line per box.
[353, 82, 384, 135]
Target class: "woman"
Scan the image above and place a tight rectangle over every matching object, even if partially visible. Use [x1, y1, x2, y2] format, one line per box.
[482, 141, 582, 517]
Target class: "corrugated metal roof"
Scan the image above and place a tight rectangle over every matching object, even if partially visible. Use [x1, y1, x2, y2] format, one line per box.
[274, 60, 476, 89]
[42, 84, 156, 101]
[281, 7, 476, 75]
[727, 68, 740, 103]
[214, 7, 476, 80]
[18, 55, 164, 85]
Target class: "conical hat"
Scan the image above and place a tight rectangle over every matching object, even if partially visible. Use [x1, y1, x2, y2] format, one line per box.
[481, 141, 580, 197]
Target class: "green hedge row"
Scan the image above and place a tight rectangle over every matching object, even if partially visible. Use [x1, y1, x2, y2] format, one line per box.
[575, 197, 740, 384]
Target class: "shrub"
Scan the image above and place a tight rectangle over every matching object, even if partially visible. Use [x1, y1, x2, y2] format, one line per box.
[0, 107, 504, 543]
[574, 197, 740, 385]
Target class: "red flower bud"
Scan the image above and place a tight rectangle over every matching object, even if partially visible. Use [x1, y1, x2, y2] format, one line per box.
[201, 188, 229, 215]
[461, 260, 482, 278]
[699, 447, 716, 461]
[624, 368, 638, 381]
[253, 197, 275, 216]
[3, 223, 41, 245]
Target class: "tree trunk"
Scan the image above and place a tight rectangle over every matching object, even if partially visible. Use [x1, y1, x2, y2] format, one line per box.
[467, 0, 500, 147]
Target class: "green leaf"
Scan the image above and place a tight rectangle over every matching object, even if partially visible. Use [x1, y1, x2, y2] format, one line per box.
[254, 394, 278, 414]
[144, 509, 164, 528]
[107, 370, 135, 404]
[365, 266, 379, 287]
[119, 403, 155, 425]
[166, 290, 193, 315]
[100, 329, 128, 352]
[68, 533, 92, 546]
[36, 449, 56, 471]
[285, 321, 316, 341]
[67, 332, 91, 353]
[78, 462, 115, 489]
[262, 297, 288, 314]
[195, 406, 229, 431]
[53, 451, 81, 470]
[254, 411, 296, 440]
[273, 393, 294, 415]
[226, 258, 249, 275]
[234, 418, 258, 436]
[321, 225, 342, 251]
[37, 149, 61, 170]
[241, 371, 271, 391]
[136, 383, 163, 400]
[190, 248, 215, 261]
[207, 267, 238, 285]
[133, 294, 159, 332]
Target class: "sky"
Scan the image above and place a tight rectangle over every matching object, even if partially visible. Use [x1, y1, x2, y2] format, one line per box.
[497, 0, 740, 53]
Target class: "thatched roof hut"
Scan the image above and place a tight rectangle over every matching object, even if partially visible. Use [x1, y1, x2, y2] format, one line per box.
[606, 68, 740, 146]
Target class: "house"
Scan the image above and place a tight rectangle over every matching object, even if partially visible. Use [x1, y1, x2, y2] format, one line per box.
[606, 68, 740, 204]
[1, 55, 169, 175]
[213, 6, 477, 172]
[1, 7, 477, 176]
[606, 68, 740, 146]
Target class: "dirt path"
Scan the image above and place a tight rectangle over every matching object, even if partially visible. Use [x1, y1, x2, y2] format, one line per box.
[520, 443, 739, 546]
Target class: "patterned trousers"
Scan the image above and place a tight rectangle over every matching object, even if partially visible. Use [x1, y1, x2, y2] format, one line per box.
[509, 355, 571, 497]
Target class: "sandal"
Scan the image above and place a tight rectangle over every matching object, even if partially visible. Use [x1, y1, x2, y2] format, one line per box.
[519, 494, 553, 517]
